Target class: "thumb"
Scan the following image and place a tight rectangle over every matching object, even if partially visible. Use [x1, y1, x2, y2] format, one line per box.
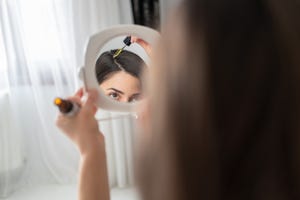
[82, 89, 98, 114]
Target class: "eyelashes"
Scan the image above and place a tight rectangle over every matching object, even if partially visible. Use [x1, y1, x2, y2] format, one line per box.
[107, 92, 141, 103]
[108, 92, 120, 101]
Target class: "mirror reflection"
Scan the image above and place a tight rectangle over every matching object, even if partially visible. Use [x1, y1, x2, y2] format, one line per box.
[95, 35, 150, 103]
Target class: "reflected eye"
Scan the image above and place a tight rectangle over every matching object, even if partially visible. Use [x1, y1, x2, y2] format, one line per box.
[129, 94, 141, 103]
[108, 92, 121, 101]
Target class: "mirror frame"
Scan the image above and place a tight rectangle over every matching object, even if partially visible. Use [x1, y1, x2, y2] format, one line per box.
[80, 24, 160, 112]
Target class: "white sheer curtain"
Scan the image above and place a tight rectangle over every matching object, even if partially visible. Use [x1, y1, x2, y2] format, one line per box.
[0, 0, 135, 198]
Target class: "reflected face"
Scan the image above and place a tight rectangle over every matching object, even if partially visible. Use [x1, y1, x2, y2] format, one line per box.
[100, 71, 141, 103]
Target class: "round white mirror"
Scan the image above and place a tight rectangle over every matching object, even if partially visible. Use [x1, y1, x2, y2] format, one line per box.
[80, 24, 160, 112]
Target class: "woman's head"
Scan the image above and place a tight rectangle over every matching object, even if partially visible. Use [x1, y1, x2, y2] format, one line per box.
[138, 1, 300, 200]
[95, 49, 146, 103]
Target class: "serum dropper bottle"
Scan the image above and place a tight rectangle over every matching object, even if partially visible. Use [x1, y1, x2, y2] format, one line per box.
[54, 97, 80, 117]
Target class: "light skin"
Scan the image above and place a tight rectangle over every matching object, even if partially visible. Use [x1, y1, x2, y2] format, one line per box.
[56, 88, 149, 200]
[55, 74, 144, 200]
[56, 88, 110, 200]
[56, 37, 153, 200]
[100, 71, 142, 103]
[131, 36, 152, 57]
[98, 37, 150, 103]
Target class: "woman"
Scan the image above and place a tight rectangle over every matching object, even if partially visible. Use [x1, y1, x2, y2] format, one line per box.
[56, 0, 300, 200]
[96, 49, 146, 103]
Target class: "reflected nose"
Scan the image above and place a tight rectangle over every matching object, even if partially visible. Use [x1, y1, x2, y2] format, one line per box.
[118, 96, 130, 103]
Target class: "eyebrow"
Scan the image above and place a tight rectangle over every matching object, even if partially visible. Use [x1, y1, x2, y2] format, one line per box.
[107, 88, 124, 95]
[130, 93, 140, 98]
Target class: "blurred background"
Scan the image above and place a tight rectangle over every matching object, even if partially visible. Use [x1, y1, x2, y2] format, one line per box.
[0, 0, 180, 200]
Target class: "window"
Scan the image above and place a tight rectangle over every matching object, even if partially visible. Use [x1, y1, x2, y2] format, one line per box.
[0, 0, 74, 87]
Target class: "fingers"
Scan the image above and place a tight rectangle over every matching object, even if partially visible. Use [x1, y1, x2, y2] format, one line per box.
[67, 96, 82, 107]
[82, 89, 98, 114]
[130, 37, 152, 56]
[131, 36, 149, 46]
[131, 36, 147, 46]
[75, 88, 84, 98]
[131, 36, 138, 43]
[56, 88, 98, 116]
[64, 88, 84, 106]
[64, 88, 83, 106]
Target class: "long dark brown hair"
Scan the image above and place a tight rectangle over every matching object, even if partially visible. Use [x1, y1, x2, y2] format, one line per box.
[137, 1, 300, 200]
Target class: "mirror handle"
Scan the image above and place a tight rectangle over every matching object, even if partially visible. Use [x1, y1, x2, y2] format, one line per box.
[96, 113, 138, 122]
